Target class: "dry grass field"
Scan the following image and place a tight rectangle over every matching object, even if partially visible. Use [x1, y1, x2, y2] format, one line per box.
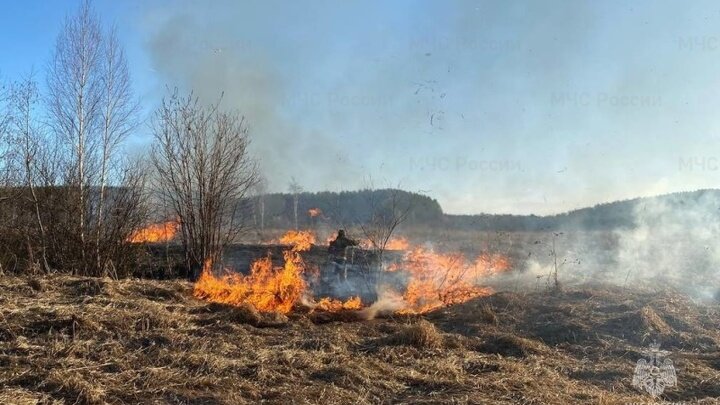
[1, 275, 719, 404]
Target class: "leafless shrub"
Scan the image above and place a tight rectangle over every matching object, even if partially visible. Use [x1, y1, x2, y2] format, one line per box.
[150, 90, 258, 278]
[359, 185, 413, 264]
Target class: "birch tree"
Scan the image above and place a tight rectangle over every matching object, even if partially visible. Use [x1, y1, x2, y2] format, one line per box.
[43, 0, 144, 276]
[95, 26, 138, 271]
[253, 175, 268, 230]
[46, 0, 103, 273]
[289, 177, 302, 229]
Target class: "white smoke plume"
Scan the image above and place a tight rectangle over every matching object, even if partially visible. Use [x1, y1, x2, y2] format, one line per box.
[507, 192, 720, 300]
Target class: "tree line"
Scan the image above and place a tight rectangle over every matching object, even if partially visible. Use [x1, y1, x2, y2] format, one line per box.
[249, 189, 444, 230]
[444, 189, 720, 232]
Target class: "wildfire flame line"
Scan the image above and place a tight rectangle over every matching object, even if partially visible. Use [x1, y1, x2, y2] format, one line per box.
[194, 247, 309, 314]
[193, 230, 510, 315]
[193, 230, 362, 314]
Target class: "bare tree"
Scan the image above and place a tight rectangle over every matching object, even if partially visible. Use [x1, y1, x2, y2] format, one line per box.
[151, 91, 258, 279]
[8, 73, 50, 273]
[0, 78, 17, 186]
[38, 0, 147, 277]
[350, 184, 414, 294]
[253, 175, 268, 231]
[360, 186, 413, 265]
[46, 0, 104, 273]
[288, 177, 302, 229]
[0, 79, 10, 153]
[95, 26, 139, 271]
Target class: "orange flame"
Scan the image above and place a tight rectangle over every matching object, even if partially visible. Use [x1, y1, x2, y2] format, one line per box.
[387, 247, 510, 314]
[193, 231, 315, 314]
[308, 208, 322, 218]
[127, 220, 179, 243]
[315, 296, 363, 311]
[279, 230, 316, 251]
[385, 237, 410, 250]
[193, 229, 511, 316]
[355, 236, 409, 250]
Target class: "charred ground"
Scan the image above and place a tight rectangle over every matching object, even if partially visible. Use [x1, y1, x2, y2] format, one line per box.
[1, 275, 719, 404]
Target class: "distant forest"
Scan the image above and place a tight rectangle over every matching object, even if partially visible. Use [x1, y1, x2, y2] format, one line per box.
[251, 188, 720, 232]
[248, 189, 444, 229]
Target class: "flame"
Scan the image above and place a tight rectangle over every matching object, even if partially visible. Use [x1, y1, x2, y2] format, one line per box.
[258, 230, 317, 247]
[315, 296, 363, 311]
[193, 228, 511, 316]
[387, 247, 510, 314]
[353, 236, 409, 250]
[385, 237, 410, 250]
[127, 220, 179, 243]
[193, 232, 315, 314]
[192, 229, 362, 314]
[308, 208, 322, 218]
[278, 230, 316, 251]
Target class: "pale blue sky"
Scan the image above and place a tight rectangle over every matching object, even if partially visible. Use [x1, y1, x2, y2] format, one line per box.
[2, 0, 719, 214]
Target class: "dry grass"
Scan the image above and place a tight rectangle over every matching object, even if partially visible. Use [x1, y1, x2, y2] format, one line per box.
[385, 319, 444, 349]
[1, 275, 719, 404]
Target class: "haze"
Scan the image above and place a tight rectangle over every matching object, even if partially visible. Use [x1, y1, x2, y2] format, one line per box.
[2, 0, 718, 215]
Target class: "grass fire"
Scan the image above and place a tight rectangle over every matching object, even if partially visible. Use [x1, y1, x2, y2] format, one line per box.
[3, 1, 720, 404]
[127, 220, 180, 244]
[193, 230, 510, 316]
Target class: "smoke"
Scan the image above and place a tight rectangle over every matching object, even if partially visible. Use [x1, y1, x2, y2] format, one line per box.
[135, 1, 720, 301]
[358, 288, 406, 320]
[506, 192, 720, 300]
[612, 193, 720, 299]
[142, 4, 366, 191]
[137, 1, 607, 208]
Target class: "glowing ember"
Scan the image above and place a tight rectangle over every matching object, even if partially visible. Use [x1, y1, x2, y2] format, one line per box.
[308, 208, 322, 218]
[315, 296, 363, 311]
[127, 220, 179, 243]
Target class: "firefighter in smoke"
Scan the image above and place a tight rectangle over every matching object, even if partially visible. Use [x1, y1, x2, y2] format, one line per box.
[328, 229, 358, 283]
[328, 229, 358, 255]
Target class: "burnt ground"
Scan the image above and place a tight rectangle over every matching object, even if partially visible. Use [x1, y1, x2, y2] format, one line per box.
[1, 275, 719, 404]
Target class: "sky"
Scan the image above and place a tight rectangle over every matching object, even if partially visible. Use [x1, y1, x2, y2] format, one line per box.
[1, 0, 720, 215]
